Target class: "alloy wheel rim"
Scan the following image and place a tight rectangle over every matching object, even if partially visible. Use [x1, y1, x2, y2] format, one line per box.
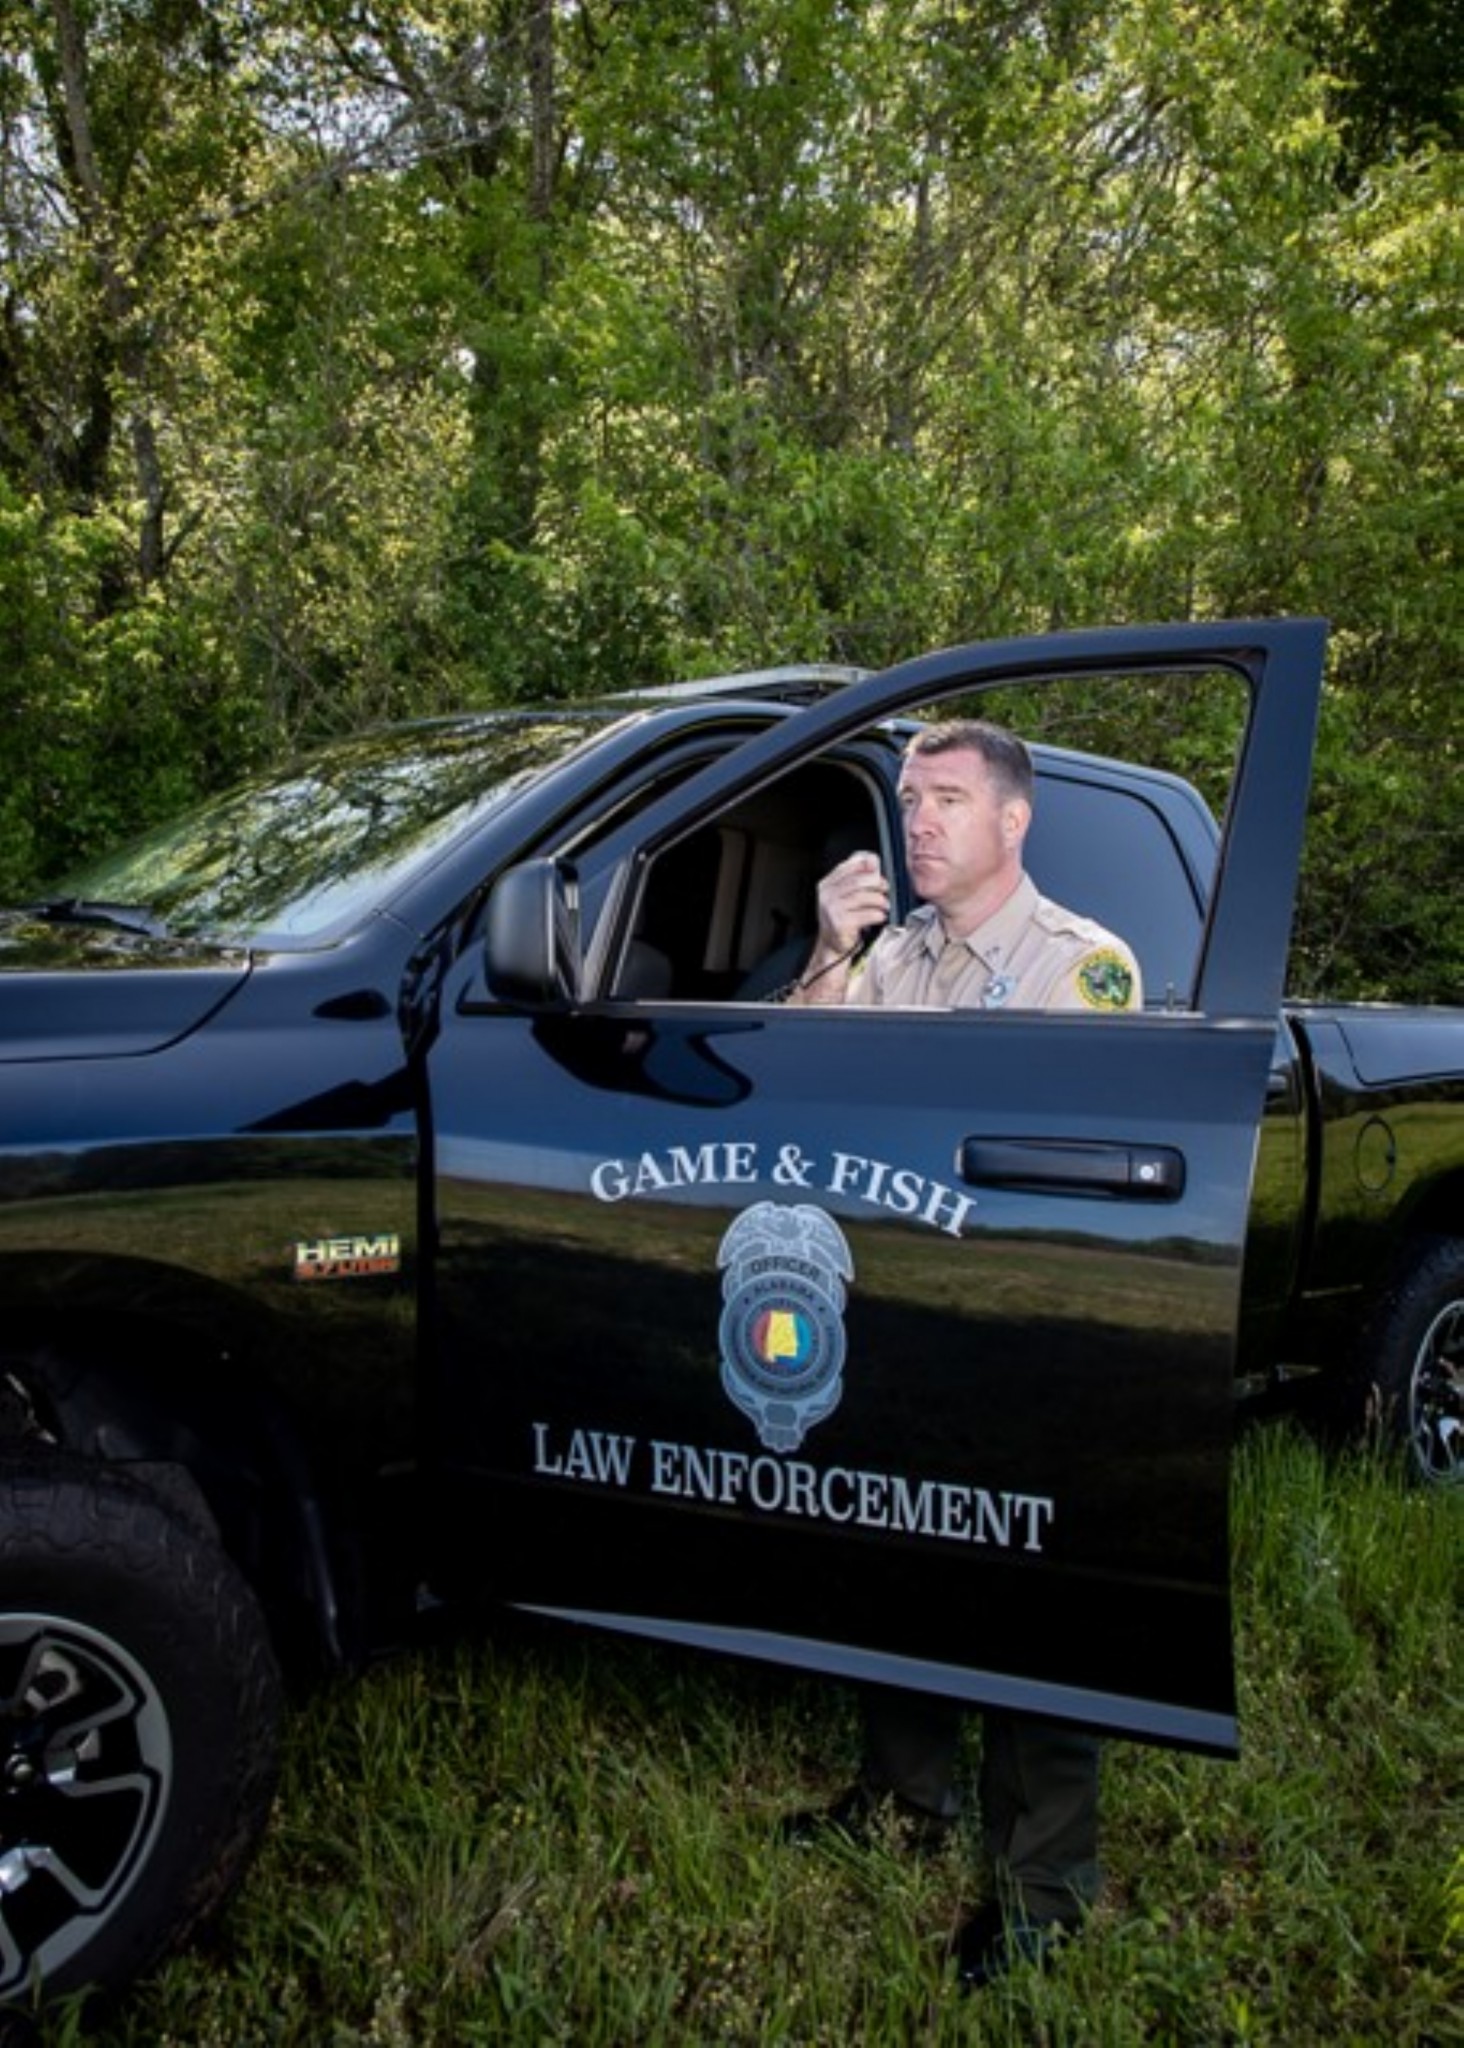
[1409, 1299, 1464, 1487]
[0, 1615, 172, 1998]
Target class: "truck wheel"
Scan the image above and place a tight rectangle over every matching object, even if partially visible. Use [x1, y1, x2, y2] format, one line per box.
[1352, 1235, 1464, 1488]
[0, 1453, 282, 2007]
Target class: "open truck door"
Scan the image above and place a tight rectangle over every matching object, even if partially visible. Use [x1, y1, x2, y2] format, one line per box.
[428, 620, 1326, 1754]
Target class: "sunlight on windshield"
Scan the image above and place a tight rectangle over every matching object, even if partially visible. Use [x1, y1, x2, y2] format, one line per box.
[54, 717, 598, 944]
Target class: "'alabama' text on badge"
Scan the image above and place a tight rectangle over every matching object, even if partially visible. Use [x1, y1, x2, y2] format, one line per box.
[717, 1202, 852, 1451]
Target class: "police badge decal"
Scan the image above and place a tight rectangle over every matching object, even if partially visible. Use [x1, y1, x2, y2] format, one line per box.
[717, 1202, 854, 1451]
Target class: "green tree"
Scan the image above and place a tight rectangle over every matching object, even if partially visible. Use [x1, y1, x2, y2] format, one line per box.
[1301, 0, 1462, 179]
[0, 0, 1456, 997]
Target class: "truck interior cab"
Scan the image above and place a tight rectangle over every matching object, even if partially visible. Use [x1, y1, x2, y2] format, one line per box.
[614, 732, 1218, 1010]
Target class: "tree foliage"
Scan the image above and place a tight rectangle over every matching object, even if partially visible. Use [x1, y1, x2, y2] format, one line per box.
[0, 0, 1457, 994]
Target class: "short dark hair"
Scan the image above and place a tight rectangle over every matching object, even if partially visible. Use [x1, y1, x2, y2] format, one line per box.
[903, 719, 1034, 807]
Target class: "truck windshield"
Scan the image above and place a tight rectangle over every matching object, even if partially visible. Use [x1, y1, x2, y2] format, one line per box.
[46, 715, 602, 945]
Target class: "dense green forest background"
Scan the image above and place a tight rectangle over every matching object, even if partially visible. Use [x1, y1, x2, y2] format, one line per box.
[1, 0, 1458, 998]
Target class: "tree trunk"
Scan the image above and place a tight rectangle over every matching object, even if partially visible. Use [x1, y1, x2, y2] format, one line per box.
[52, 0, 167, 587]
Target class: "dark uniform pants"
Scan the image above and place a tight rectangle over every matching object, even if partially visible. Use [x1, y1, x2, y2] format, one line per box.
[860, 1685, 1101, 1923]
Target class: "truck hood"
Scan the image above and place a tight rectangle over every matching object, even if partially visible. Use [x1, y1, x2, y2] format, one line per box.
[0, 915, 251, 1059]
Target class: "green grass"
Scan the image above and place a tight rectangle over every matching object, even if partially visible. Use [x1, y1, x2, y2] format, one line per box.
[44, 1424, 1463, 2045]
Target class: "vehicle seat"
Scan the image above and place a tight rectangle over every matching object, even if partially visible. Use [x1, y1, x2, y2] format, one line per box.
[735, 821, 870, 1000]
[615, 940, 674, 1000]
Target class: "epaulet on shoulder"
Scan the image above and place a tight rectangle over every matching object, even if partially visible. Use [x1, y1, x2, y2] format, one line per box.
[1032, 896, 1108, 943]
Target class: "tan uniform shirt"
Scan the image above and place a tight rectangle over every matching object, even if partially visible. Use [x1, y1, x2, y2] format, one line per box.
[848, 874, 1142, 1013]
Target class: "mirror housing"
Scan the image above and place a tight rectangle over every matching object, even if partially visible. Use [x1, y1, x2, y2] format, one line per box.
[482, 859, 581, 1009]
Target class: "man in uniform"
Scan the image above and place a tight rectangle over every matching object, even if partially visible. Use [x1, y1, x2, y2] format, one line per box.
[786, 717, 1142, 1988]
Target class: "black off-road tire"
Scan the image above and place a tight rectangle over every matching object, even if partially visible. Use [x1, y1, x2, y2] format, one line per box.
[0, 1452, 283, 2007]
[1345, 1234, 1464, 1488]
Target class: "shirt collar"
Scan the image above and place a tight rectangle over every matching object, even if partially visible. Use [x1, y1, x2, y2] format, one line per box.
[914, 873, 1038, 967]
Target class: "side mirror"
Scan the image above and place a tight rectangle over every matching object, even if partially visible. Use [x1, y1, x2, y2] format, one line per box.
[482, 859, 581, 1008]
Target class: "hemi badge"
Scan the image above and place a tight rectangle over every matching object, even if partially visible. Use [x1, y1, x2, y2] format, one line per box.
[294, 1233, 402, 1281]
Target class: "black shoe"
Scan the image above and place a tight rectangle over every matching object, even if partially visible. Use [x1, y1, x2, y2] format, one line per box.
[778, 1782, 955, 1855]
[951, 1900, 1075, 1989]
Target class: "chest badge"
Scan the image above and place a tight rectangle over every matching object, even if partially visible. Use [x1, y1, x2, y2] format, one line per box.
[717, 1203, 853, 1451]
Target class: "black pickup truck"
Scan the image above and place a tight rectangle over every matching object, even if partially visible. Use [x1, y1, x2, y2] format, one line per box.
[1, 618, 1460, 2006]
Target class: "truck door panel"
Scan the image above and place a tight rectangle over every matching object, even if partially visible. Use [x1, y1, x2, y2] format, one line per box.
[427, 621, 1327, 1755]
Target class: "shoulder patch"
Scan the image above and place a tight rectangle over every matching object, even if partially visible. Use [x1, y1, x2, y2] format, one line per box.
[1076, 948, 1136, 1011]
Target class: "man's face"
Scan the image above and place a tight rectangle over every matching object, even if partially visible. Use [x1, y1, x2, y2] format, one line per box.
[897, 745, 1027, 928]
